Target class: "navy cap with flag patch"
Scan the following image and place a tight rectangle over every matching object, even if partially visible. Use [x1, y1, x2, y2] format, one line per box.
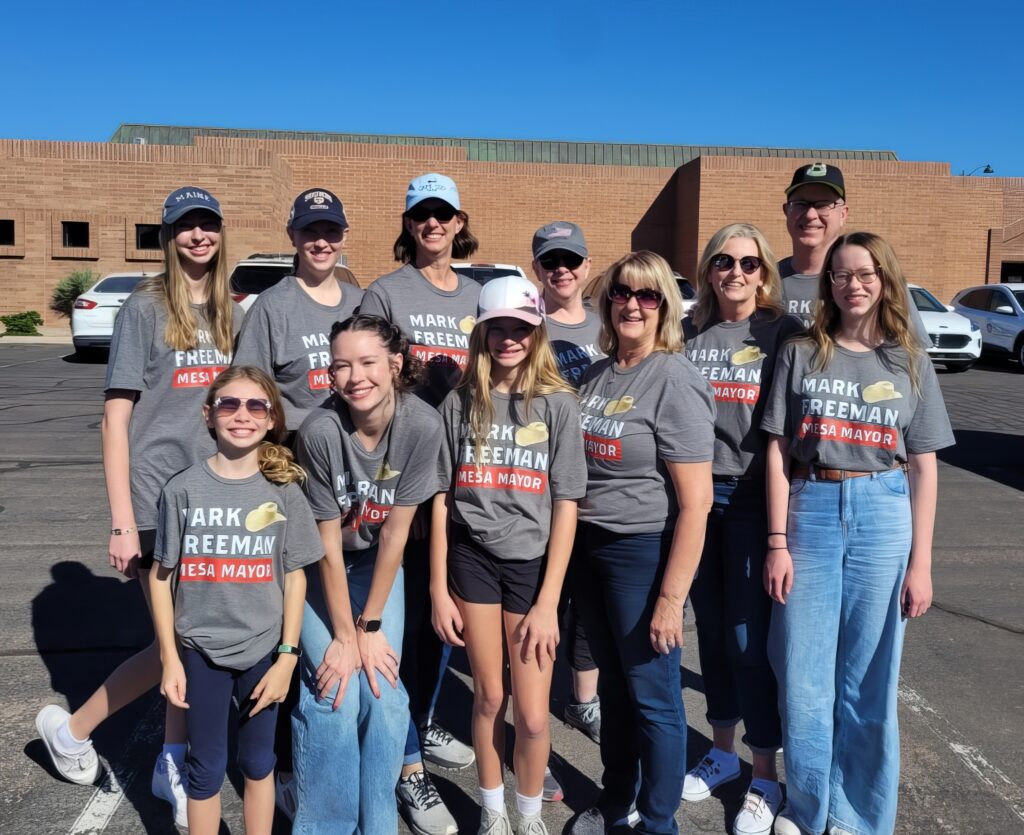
[162, 187, 223, 225]
[786, 163, 846, 199]
[288, 188, 349, 230]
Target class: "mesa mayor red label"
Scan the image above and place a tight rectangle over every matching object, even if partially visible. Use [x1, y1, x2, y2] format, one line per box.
[797, 417, 898, 450]
[172, 365, 228, 388]
[457, 465, 547, 494]
[411, 345, 468, 368]
[308, 368, 331, 390]
[583, 432, 622, 461]
[178, 556, 274, 582]
[711, 380, 760, 405]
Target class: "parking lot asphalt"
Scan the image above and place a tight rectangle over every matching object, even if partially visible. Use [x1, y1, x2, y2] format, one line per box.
[1, 344, 1021, 834]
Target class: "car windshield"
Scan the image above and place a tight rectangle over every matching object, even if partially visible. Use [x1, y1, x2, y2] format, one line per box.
[230, 265, 293, 294]
[453, 266, 523, 285]
[1012, 290, 1024, 309]
[910, 287, 946, 313]
[93, 276, 144, 293]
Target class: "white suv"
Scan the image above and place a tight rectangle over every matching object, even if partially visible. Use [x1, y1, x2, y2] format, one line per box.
[951, 283, 1024, 370]
[229, 253, 359, 312]
[909, 284, 981, 372]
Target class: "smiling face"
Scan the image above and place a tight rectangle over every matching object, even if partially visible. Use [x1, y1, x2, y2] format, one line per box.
[403, 199, 464, 259]
[533, 250, 591, 306]
[173, 210, 222, 268]
[485, 316, 535, 372]
[709, 236, 764, 317]
[784, 183, 848, 254]
[289, 220, 347, 276]
[829, 244, 882, 324]
[610, 276, 662, 351]
[329, 329, 401, 416]
[203, 378, 275, 455]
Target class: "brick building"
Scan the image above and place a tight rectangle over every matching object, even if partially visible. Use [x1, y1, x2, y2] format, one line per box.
[1, 124, 1022, 325]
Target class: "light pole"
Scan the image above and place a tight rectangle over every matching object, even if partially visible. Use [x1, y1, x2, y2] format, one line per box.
[960, 164, 994, 176]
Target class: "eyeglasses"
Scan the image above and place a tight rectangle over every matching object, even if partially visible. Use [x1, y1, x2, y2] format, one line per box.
[212, 397, 272, 419]
[608, 283, 664, 310]
[828, 268, 880, 287]
[538, 251, 586, 271]
[785, 199, 845, 217]
[405, 204, 458, 223]
[710, 254, 763, 274]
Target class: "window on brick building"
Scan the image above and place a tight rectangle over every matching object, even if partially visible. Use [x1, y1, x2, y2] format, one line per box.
[135, 224, 161, 250]
[0, 219, 14, 247]
[62, 221, 90, 248]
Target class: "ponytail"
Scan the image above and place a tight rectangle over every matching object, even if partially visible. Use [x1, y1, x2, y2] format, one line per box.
[256, 442, 305, 484]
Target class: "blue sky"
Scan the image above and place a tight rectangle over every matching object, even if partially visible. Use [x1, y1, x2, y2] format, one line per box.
[3, 1, 1021, 176]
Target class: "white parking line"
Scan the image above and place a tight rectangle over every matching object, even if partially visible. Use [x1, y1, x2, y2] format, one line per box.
[67, 699, 163, 835]
[899, 685, 1024, 823]
[0, 352, 73, 369]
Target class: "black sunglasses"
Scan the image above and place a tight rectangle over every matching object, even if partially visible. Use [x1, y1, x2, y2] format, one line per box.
[538, 251, 585, 271]
[710, 254, 763, 274]
[608, 283, 664, 310]
[405, 204, 458, 223]
[212, 397, 272, 419]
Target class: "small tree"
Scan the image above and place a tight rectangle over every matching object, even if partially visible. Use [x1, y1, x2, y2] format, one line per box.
[50, 269, 99, 319]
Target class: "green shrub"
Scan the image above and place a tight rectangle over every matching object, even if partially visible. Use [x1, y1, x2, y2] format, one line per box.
[0, 311, 44, 336]
[50, 269, 99, 319]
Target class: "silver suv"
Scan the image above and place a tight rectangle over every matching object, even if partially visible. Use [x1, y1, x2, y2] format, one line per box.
[951, 283, 1024, 370]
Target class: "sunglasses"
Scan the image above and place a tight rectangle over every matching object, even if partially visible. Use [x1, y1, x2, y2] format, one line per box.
[405, 204, 458, 223]
[538, 251, 585, 271]
[711, 254, 763, 274]
[608, 283, 664, 310]
[212, 397, 272, 419]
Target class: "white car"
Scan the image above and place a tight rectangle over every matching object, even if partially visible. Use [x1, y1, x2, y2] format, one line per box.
[909, 284, 981, 372]
[229, 253, 359, 312]
[951, 283, 1024, 370]
[452, 262, 527, 285]
[71, 272, 149, 355]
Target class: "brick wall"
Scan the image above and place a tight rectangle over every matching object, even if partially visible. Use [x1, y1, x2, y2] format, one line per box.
[1, 137, 1021, 324]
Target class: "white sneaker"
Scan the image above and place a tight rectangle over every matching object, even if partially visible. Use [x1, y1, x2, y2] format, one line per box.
[732, 780, 781, 835]
[152, 755, 189, 829]
[35, 705, 99, 786]
[275, 771, 298, 822]
[681, 747, 740, 801]
[773, 807, 803, 835]
[515, 811, 548, 835]
[478, 805, 512, 835]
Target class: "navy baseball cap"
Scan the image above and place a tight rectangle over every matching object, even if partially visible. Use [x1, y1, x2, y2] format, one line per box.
[532, 221, 589, 259]
[162, 187, 222, 224]
[288, 188, 349, 230]
[786, 163, 846, 199]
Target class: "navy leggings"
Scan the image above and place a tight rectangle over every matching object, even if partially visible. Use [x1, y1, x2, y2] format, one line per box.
[183, 648, 277, 800]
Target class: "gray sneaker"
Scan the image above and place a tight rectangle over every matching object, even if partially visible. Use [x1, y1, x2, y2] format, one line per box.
[35, 705, 99, 786]
[542, 766, 563, 802]
[564, 697, 601, 744]
[478, 806, 512, 835]
[396, 769, 458, 835]
[516, 812, 549, 835]
[420, 723, 476, 770]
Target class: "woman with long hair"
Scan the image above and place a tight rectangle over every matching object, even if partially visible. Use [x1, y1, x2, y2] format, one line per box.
[360, 173, 480, 833]
[431, 275, 586, 834]
[571, 251, 716, 835]
[762, 232, 954, 835]
[291, 314, 444, 834]
[35, 187, 242, 828]
[680, 224, 802, 835]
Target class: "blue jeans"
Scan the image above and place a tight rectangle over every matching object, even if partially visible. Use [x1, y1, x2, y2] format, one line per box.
[689, 478, 780, 752]
[768, 469, 912, 835]
[292, 549, 408, 835]
[574, 523, 686, 835]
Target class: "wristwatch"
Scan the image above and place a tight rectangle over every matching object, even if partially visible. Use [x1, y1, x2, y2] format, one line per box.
[275, 643, 301, 657]
[356, 615, 382, 633]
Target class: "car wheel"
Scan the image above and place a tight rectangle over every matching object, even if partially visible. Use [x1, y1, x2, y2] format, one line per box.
[945, 362, 973, 373]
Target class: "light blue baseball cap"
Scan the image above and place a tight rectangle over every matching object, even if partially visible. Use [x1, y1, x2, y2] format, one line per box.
[405, 173, 461, 212]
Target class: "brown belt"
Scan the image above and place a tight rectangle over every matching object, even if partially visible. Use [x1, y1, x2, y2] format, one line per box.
[791, 462, 907, 482]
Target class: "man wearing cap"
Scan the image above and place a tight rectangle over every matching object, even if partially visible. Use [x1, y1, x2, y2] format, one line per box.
[780, 163, 930, 346]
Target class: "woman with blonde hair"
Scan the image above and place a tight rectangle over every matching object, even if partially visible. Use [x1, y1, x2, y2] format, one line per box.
[762, 232, 954, 835]
[571, 251, 716, 835]
[432, 276, 586, 834]
[35, 187, 242, 829]
[680, 224, 802, 835]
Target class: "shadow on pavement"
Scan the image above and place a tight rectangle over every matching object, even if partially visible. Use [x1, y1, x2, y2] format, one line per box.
[939, 429, 1024, 491]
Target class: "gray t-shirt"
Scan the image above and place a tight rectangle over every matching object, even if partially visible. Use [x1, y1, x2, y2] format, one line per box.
[546, 312, 607, 387]
[761, 339, 955, 470]
[295, 393, 443, 552]
[155, 461, 323, 671]
[683, 311, 804, 477]
[779, 256, 930, 347]
[577, 351, 717, 534]
[359, 264, 481, 407]
[438, 390, 587, 561]
[105, 291, 243, 528]
[233, 276, 363, 431]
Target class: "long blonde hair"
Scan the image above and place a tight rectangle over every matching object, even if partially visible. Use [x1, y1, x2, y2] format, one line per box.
[205, 366, 305, 485]
[456, 319, 572, 466]
[809, 231, 925, 392]
[595, 251, 683, 357]
[139, 217, 234, 354]
[692, 223, 785, 329]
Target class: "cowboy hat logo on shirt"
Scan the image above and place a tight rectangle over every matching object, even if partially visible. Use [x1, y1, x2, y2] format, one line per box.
[245, 502, 287, 532]
[731, 345, 767, 366]
[515, 422, 549, 446]
[603, 395, 634, 417]
[374, 463, 402, 481]
[862, 381, 903, 404]
[459, 316, 476, 334]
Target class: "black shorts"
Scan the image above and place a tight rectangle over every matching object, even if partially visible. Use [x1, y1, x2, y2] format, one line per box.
[137, 527, 158, 571]
[447, 526, 544, 615]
